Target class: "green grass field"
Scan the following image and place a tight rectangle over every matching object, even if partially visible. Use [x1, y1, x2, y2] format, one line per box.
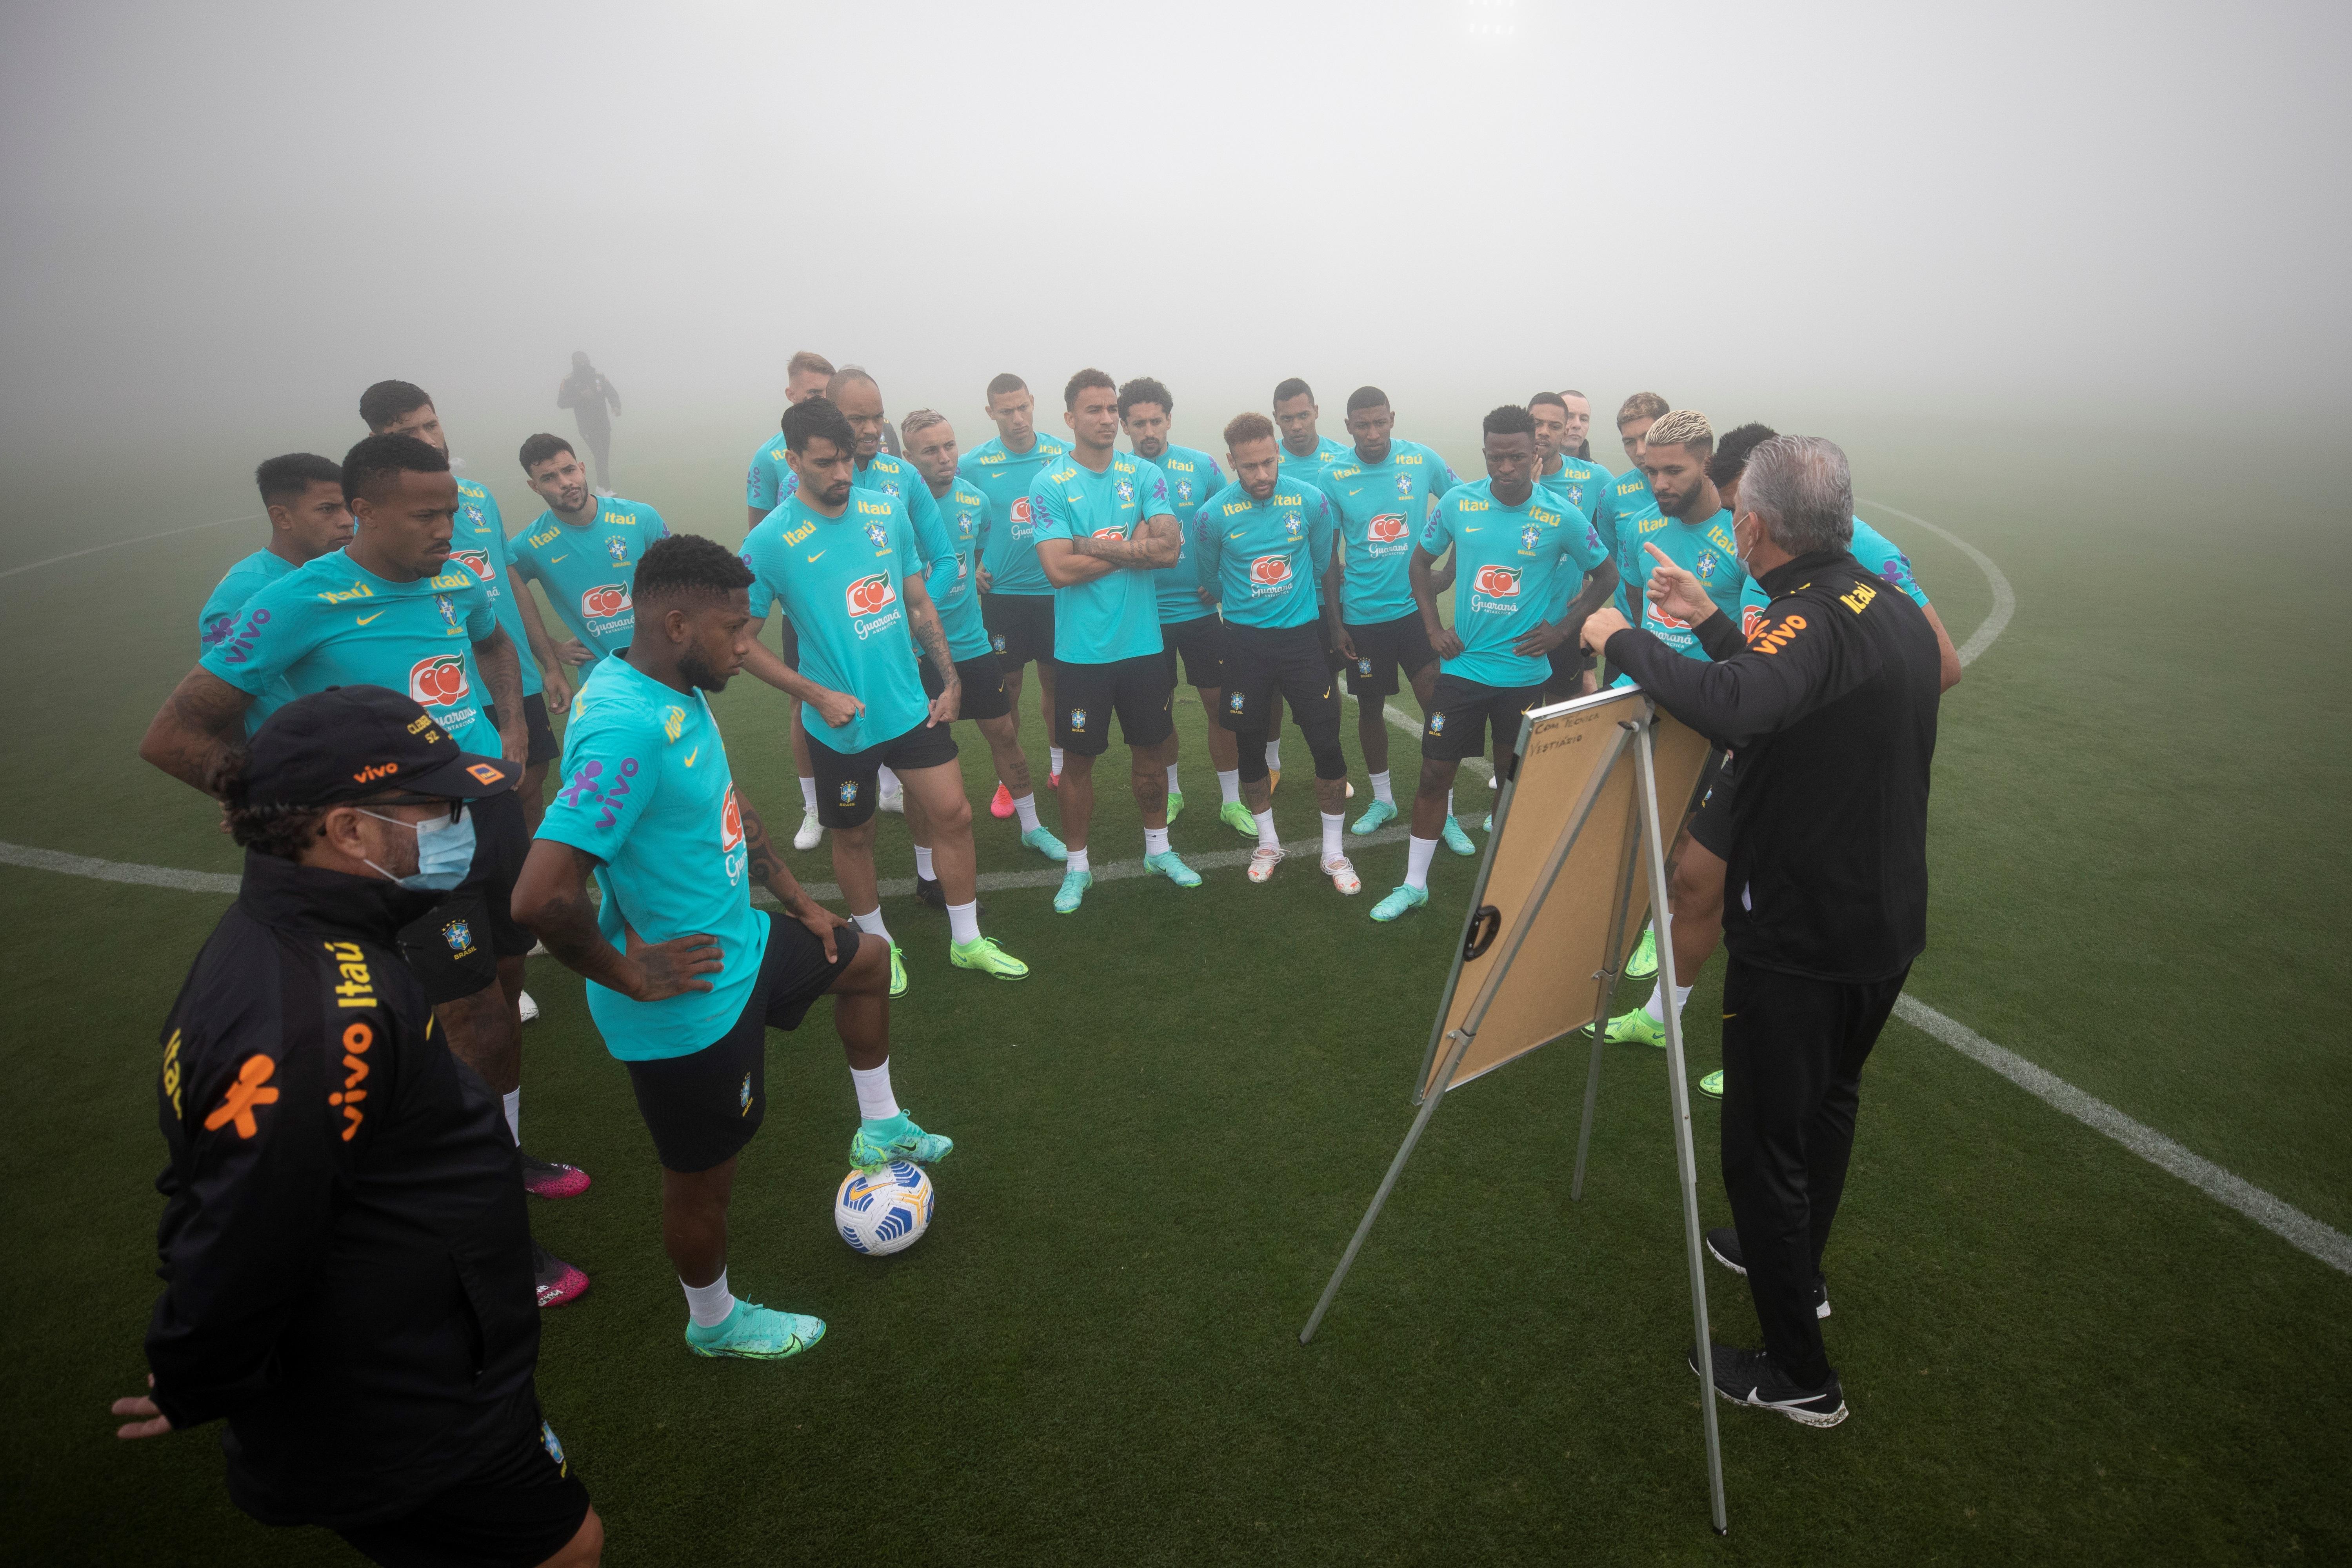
[4, 423, 2347, 1566]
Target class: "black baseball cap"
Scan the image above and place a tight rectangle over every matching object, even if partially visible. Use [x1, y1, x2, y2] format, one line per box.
[246, 685, 518, 809]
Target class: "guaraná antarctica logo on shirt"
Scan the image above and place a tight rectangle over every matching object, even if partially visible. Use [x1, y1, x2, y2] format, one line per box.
[1249, 555, 1294, 592]
[845, 573, 900, 638]
[1367, 514, 1409, 545]
[1472, 563, 1523, 601]
[407, 654, 470, 706]
[448, 549, 493, 582]
[582, 584, 633, 621]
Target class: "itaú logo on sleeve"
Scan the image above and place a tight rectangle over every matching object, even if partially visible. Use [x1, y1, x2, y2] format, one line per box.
[582, 583, 633, 620]
[448, 549, 493, 582]
[408, 653, 471, 706]
[1248, 554, 1294, 592]
[846, 572, 897, 616]
[1472, 563, 1523, 598]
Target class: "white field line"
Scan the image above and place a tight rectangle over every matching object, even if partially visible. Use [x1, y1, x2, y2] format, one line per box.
[0, 514, 258, 580]
[11, 499, 2349, 1275]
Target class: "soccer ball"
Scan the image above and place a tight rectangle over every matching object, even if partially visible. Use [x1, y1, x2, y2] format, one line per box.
[834, 1161, 934, 1256]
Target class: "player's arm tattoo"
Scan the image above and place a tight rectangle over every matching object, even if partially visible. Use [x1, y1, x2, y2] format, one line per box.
[513, 841, 618, 980]
[139, 666, 255, 794]
[1070, 513, 1180, 568]
[473, 628, 526, 721]
[902, 577, 958, 689]
[738, 796, 816, 910]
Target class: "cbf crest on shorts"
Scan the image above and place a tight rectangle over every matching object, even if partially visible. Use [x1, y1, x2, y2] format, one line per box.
[838, 780, 859, 805]
[1428, 712, 1447, 734]
[1069, 707, 1088, 732]
[1228, 691, 1244, 711]
[442, 919, 473, 953]
[992, 633, 1009, 654]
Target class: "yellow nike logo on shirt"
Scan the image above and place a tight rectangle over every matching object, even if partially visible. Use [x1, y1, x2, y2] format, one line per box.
[806, 551, 825, 562]
[549, 553, 567, 563]
[683, 747, 700, 767]
[356, 611, 386, 625]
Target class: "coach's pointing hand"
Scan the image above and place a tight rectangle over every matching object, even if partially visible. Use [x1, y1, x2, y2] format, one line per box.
[1578, 606, 1630, 654]
[1642, 543, 1716, 628]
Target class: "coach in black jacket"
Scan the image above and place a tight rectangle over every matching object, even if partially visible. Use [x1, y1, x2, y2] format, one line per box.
[1581, 434, 1940, 1429]
[112, 686, 601, 1568]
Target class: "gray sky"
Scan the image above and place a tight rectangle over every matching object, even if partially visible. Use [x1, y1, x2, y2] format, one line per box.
[4, 0, 2347, 470]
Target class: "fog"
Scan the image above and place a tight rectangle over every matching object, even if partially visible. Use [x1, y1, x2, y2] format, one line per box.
[4, 0, 2347, 511]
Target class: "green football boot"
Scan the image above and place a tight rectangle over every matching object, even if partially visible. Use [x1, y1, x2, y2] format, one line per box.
[1588, 1006, 1664, 1048]
[1350, 797, 1398, 835]
[1440, 815, 1477, 856]
[1145, 850, 1202, 887]
[1370, 883, 1429, 923]
[1165, 790, 1183, 825]
[685, 1301, 825, 1361]
[1625, 925, 1658, 980]
[887, 943, 908, 999]
[850, 1109, 952, 1170]
[950, 935, 1028, 979]
[1021, 824, 1069, 861]
[1220, 799, 1258, 838]
[1698, 1069, 1724, 1099]
[1053, 868, 1092, 914]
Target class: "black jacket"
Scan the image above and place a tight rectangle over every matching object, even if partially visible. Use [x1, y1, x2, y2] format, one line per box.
[1606, 548, 1940, 983]
[147, 850, 539, 1528]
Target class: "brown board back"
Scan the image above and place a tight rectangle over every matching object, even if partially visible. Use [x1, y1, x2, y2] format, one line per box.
[1421, 691, 1714, 1098]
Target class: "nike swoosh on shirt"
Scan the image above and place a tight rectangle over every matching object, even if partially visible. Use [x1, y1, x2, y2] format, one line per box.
[549, 554, 567, 563]
[356, 611, 386, 624]
[683, 747, 700, 767]
[806, 551, 825, 563]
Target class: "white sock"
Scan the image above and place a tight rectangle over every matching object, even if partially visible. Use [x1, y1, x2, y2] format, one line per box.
[851, 1059, 900, 1121]
[947, 899, 980, 945]
[913, 845, 935, 880]
[1013, 792, 1041, 832]
[682, 1269, 736, 1330]
[1253, 808, 1279, 850]
[1644, 980, 1694, 1026]
[1321, 811, 1344, 862]
[1265, 738, 1282, 770]
[1405, 833, 1438, 890]
[1217, 768, 1241, 805]
[501, 1088, 520, 1146]
[1144, 827, 1171, 857]
[1067, 846, 1090, 875]
[1050, 746, 1065, 774]
[1446, 788, 1455, 817]
[1166, 762, 1181, 794]
[878, 764, 900, 795]
[799, 776, 817, 814]
[852, 907, 892, 945]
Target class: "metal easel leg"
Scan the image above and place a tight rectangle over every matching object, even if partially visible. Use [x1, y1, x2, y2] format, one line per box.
[1572, 780, 1649, 1203]
[1635, 719, 1729, 1535]
[1300, 1025, 1478, 1345]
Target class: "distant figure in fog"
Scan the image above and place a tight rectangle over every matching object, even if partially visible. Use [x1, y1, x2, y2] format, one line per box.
[557, 352, 622, 494]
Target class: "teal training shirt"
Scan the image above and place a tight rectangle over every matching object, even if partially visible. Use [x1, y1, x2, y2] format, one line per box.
[1278, 435, 1349, 485]
[1314, 439, 1463, 626]
[1192, 478, 1337, 631]
[960, 431, 1071, 598]
[740, 491, 931, 753]
[1143, 442, 1226, 625]
[505, 497, 671, 660]
[1617, 507, 1746, 661]
[1029, 449, 1172, 665]
[537, 655, 768, 1061]
[745, 430, 792, 514]
[1736, 517, 1931, 636]
[775, 451, 953, 576]
[1420, 480, 1609, 690]
[450, 476, 541, 699]
[923, 476, 995, 662]
[200, 548, 500, 742]
[198, 548, 296, 733]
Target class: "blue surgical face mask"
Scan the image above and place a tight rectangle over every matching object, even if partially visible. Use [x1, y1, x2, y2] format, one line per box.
[357, 806, 475, 892]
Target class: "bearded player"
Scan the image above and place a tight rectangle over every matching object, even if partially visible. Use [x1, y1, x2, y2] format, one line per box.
[515, 533, 949, 1362]
[961, 373, 1073, 816]
[743, 349, 834, 850]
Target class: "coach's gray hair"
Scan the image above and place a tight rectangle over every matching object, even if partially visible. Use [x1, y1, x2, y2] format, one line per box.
[1739, 436, 1854, 556]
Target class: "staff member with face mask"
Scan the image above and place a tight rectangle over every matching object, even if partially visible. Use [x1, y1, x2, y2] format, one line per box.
[1581, 435, 1942, 1432]
[111, 686, 603, 1568]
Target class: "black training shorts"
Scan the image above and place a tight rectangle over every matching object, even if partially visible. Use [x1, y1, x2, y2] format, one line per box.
[1053, 651, 1175, 756]
[1160, 612, 1226, 690]
[398, 788, 531, 1006]
[333, 1388, 590, 1568]
[1219, 621, 1342, 738]
[1545, 643, 1593, 699]
[1686, 752, 1738, 861]
[920, 647, 1012, 722]
[1420, 672, 1549, 763]
[983, 593, 1055, 669]
[622, 913, 862, 1173]
[485, 696, 560, 768]
[1341, 611, 1438, 699]
[809, 721, 959, 829]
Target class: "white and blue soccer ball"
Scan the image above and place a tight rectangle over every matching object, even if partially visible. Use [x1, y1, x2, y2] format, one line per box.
[834, 1161, 934, 1256]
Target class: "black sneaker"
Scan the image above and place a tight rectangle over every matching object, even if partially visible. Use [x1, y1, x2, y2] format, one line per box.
[1689, 1343, 1847, 1427]
[1704, 1226, 1829, 1319]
